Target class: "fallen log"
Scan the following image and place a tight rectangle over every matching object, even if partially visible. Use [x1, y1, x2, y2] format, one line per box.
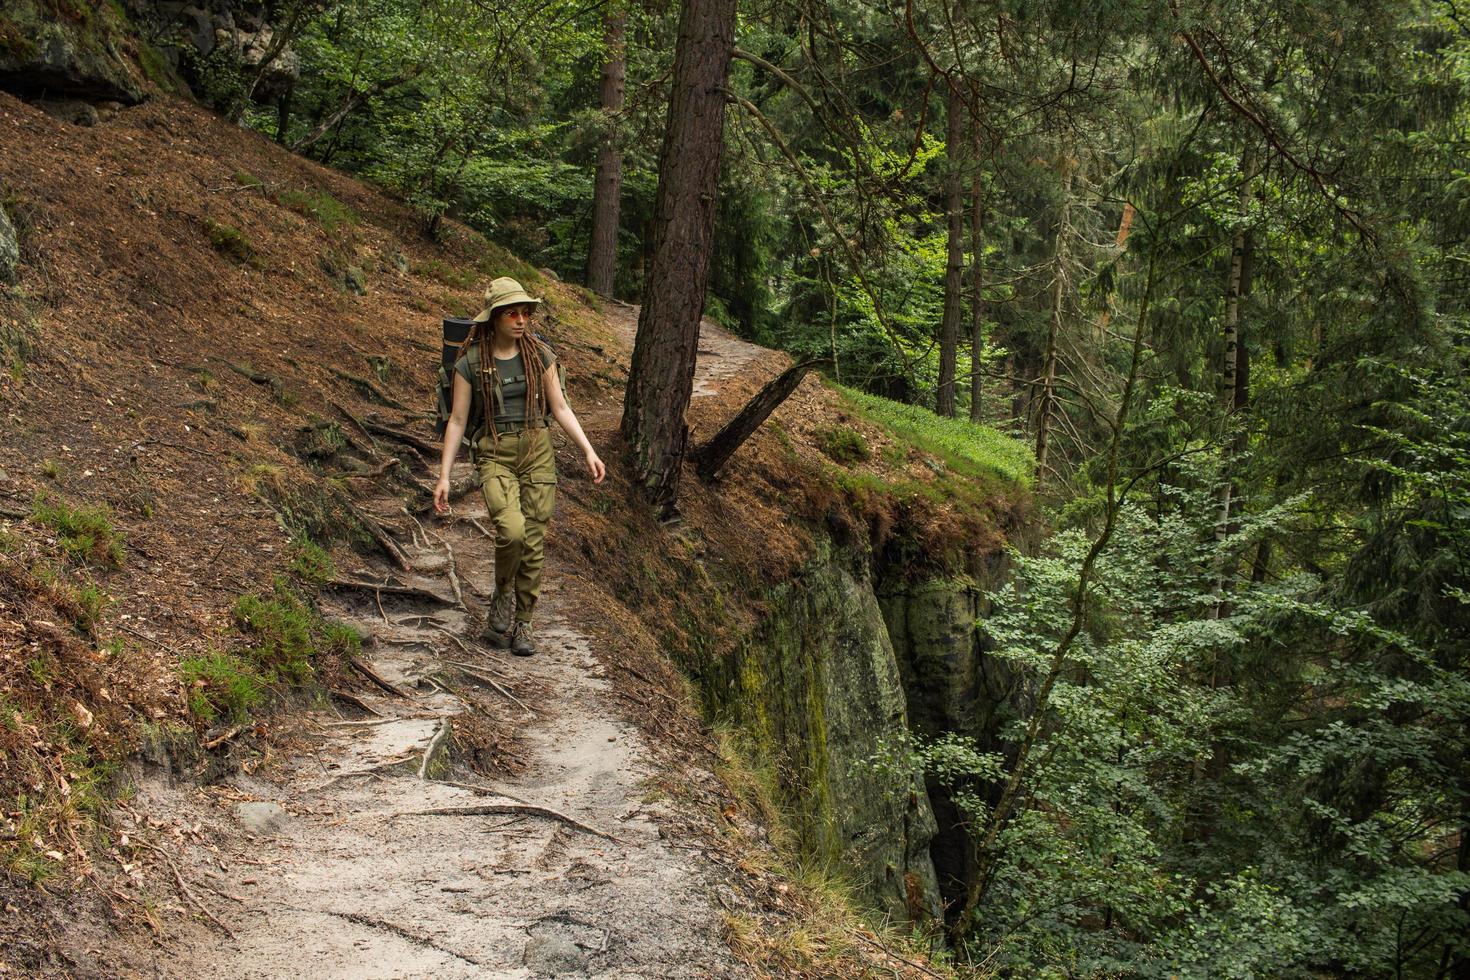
[691, 358, 827, 480]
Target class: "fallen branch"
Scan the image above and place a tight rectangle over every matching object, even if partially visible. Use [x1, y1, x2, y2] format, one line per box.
[330, 399, 383, 453]
[692, 358, 827, 480]
[284, 905, 487, 968]
[347, 503, 411, 571]
[348, 657, 412, 699]
[329, 689, 384, 716]
[848, 929, 945, 979]
[431, 779, 528, 804]
[200, 725, 245, 751]
[328, 366, 411, 411]
[432, 531, 465, 609]
[442, 660, 533, 714]
[135, 842, 236, 939]
[362, 419, 441, 457]
[325, 578, 454, 604]
[346, 457, 401, 479]
[396, 804, 621, 842]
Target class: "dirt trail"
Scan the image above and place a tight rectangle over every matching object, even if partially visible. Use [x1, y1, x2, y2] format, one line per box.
[146, 313, 768, 979]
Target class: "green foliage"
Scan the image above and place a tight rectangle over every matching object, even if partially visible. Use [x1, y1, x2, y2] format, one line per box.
[814, 425, 870, 465]
[203, 218, 259, 266]
[180, 652, 266, 725]
[278, 189, 357, 234]
[288, 535, 334, 585]
[833, 384, 1033, 487]
[30, 495, 125, 567]
[231, 578, 360, 686]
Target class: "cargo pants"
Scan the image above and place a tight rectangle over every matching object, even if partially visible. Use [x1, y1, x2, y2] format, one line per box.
[475, 426, 556, 624]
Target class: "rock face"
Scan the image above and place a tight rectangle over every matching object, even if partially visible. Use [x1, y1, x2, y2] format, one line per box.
[878, 564, 1017, 913]
[0, 1, 300, 108]
[0, 1, 146, 103]
[704, 538, 943, 923]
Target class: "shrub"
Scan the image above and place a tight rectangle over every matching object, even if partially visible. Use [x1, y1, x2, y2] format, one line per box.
[232, 578, 360, 685]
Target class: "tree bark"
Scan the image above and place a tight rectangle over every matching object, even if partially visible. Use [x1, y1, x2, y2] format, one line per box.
[692, 359, 826, 480]
[619, 0, 738, 517]
[936, 83, 965, 418]
[1209, 148, 1254, 619]
[968, 129, 985, 424]
[585, 6, 627, 298]
[1034, 156, 1073, 484]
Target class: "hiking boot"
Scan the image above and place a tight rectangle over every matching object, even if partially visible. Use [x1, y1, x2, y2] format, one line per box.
[510, 621, 536, 657]
[485, 587, 515, 638]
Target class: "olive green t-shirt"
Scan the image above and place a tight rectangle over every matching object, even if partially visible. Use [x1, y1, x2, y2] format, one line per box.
[453, 342, 556, 434]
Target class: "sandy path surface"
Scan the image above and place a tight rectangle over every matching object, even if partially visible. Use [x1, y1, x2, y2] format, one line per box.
[144, 309, 765, 978]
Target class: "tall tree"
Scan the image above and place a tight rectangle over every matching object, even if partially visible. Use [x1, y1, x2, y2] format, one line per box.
[585, 4, 627, 297]
[936, 82, 965, 417]
[968, 118, 985, 423]
[620, 0, 738, 516]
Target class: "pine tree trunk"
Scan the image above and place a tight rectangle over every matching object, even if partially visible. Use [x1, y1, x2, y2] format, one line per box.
[968, 146, 985, 424]
[585, 6, 627, 298]
[936, 84, 965, 418]
[619, 0, 737, 517]
[1034, 157, 1073, 483]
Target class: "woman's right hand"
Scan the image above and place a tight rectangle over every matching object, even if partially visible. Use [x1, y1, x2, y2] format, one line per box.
[433, 474, 452, 514]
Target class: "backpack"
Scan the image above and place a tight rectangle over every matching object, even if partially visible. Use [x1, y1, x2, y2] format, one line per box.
[433, 317, 569, 450]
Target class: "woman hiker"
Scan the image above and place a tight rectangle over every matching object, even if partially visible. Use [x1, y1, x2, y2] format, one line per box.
[433, 277, 605, 656]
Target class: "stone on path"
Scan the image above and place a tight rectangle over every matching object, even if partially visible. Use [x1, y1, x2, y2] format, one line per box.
[234, 801, 288, 835]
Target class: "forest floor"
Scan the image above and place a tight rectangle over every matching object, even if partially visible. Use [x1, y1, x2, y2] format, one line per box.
[130, 314, 769, 978]
[0, 88, 979, 978]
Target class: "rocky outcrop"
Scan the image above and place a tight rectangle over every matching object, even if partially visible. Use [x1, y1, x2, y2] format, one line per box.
[0, 1, 300, 108]
[878, 560, 1019, 916]
[702, 539, 943, 923]
[0, 1, 145, 103]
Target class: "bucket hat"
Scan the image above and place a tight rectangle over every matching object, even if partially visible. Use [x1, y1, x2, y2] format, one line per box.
[472, 276, 542, 324]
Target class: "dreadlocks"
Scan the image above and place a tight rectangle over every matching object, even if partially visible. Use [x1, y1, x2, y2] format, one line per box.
[463, 319, 551, 450]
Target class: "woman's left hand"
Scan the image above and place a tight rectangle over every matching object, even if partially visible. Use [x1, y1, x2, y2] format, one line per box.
[585, 449, 606, 484]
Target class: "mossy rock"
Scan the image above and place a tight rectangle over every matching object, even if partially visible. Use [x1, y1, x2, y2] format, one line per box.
[0, 0, 145, 103]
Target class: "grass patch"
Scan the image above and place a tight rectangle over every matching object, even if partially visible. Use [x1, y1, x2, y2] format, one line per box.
[288, 535, 334, 585]
[711, 725, 955, 977]
[203, 218, 259, 266]
[278, 188, 357, 234]
[232, 577, 361, 686]
[180, 651, 266, 725]
[815, 425, 870, 466]
[832, 383, 1034, 488]
[232, 170, 264, 190]
[411, 257, 477, 288]
[30, 494, 125, 567]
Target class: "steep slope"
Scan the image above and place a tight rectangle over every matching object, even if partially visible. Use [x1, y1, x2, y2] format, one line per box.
[0, 89, 1028, 976]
